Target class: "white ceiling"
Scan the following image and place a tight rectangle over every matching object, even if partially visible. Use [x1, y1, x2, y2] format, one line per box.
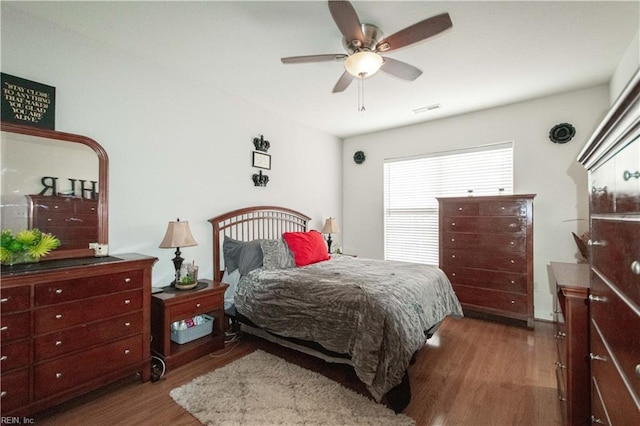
[6, 1, 639, 138]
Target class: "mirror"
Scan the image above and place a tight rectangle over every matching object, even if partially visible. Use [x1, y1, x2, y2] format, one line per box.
[0, 122, 108, 260]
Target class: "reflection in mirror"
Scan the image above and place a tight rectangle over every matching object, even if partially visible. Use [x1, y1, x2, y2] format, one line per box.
[0, 123, 108, 261]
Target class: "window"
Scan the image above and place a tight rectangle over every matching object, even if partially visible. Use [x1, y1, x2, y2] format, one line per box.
[383, 142, 513, 265]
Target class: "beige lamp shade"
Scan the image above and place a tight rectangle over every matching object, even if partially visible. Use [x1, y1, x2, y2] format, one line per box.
[322, 217, 340, 234]
[159, 220, 198, 248]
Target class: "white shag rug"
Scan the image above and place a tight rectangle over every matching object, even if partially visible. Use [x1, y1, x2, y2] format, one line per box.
[170, 350, 415, 426]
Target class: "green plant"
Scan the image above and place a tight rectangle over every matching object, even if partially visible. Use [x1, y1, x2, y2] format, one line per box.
[179, 273, 195, 285]
[0, 228, 61, 264]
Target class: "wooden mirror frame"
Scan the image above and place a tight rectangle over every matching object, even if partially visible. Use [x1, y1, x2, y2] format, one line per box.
[1, 122, 109, 260]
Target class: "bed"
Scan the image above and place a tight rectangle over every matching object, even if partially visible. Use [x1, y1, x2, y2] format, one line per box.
[208, 206, 462, 412]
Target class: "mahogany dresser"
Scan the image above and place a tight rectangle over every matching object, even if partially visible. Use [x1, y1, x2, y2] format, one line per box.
[551, 261, 590, 425]
[437, 194, 535, 328]
[578, 69, 640, 425]
[0, 253, 156, 417]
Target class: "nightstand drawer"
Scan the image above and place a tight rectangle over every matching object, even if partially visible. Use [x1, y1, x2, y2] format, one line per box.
[170, 293, 223, 319]
[35, 270, 144, 306]
[34, 289, 142, 334]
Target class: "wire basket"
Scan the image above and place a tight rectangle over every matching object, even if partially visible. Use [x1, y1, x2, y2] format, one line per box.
[170, 314, 214, 344]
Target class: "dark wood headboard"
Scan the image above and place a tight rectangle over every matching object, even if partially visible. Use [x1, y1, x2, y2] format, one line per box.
[208, 206, 310, 281]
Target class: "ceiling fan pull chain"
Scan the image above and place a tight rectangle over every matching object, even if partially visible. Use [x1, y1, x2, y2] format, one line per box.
[358, 76, 366, 112]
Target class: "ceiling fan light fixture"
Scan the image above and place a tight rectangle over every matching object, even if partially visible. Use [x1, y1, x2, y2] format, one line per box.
[344, 51, 384, 78]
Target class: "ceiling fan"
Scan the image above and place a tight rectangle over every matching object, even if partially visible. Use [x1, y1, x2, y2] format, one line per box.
[281, 0, 453, 93]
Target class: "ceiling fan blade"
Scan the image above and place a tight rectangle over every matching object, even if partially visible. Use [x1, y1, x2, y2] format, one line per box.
[376, 13, 452, 52]
[332, 71, 354, 93]
[281, 54, 347, 64]
[380, 57, 423, 81]
[328, 0, 365, 43]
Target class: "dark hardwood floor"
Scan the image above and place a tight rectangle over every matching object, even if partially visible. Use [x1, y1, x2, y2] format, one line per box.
[31, 316, 561, 425]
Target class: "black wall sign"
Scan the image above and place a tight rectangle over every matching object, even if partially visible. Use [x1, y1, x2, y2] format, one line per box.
[1, 73, 55, 129]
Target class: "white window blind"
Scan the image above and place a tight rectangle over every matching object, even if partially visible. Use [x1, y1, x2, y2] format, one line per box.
[383, 142, 513, 265]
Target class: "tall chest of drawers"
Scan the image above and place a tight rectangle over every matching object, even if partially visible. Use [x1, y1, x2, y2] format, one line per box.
[0, 253, 156, 417]
[578, 70, 640, 425]
[437, 194, 535, 328]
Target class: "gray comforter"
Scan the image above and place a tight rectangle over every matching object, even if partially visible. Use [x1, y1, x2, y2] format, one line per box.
[234, 255, 463, 401]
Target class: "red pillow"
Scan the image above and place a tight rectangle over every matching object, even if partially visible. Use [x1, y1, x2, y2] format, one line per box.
[282, 230, 330, 267]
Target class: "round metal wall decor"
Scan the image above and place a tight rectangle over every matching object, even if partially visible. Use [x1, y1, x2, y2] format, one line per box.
[549, 123, 576, 144]
[353, 150, 366, 164]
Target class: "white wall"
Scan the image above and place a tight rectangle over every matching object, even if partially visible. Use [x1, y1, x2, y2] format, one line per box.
[1, 7, 342, 285]
[342, 86, 610, 321]
[610, 30, 640, 104]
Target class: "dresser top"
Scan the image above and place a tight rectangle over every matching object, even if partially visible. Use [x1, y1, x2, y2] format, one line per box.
[0, 252, 157, 279]
[551, 261, 590, 290]
[436, 194, 536, 202]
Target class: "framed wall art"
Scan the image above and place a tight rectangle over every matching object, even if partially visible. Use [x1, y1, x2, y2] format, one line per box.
[252, 151, 271, 170]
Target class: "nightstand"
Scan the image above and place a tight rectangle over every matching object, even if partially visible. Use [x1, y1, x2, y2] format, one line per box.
[151, 279, 228, 371]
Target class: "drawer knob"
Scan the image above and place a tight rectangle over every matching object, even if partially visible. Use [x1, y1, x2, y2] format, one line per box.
[510, 259, 515, 264]
[55, 340, 63, 346]
[589, 353, 607, 362]
[510, 300, 515, 304]
[124, 299, 131, 304]
[451, 273, 456, 277]
[0, 326, 8, 331]
[558, 395, 566, 402]
[555, 361, 566, 369]
[55, 288, 63, 294]
[554, 332, 566, 339]
[623, 170, 640, 181]
[589, 294, 607, 303]
[591, 415, 607, 425]
[125, 278, 132, 283]
[587, 239, 607, 247]
[510, 241, 515, 245]
[0, 391, 6, 398]
[451, 222, 456, 226]
[124, 322, 131, 327]
[0, 297, 8, 303]
[458, 207, 463, 211]
[508, 223, 517, 228]
[196, 303, 201, 308]
[56, 372, 63, 379]
[631, 260, 640, 275]
[55, 314, 63, 319]
[591, 186, 607, 193]
[635, 364, 640, 379]
[510, 280, 515, 284]
[124, 349, 131, 355]
[451, 238, 455, 242]
[0, 355, 7, 362]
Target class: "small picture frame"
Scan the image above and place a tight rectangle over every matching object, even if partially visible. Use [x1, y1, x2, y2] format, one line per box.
[252, 151, 271, 170]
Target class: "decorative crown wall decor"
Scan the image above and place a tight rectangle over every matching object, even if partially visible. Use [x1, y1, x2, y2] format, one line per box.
[253, 134, 270, 152]
[252, 170, 269, 187]
[252, 134, 271, 187]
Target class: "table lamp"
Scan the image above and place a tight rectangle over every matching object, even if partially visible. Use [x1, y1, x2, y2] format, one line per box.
[159, 218, 198, 285]
[321, 217, 340, 253]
